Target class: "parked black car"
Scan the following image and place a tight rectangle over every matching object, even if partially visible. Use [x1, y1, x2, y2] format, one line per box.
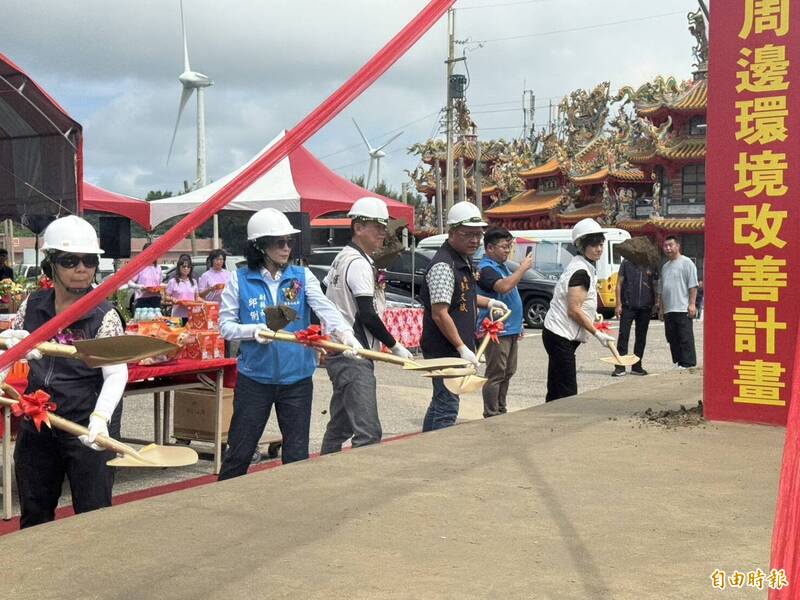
[383, 249, 555, 329]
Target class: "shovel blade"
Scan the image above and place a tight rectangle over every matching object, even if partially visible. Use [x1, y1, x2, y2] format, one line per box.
[600, 355, 641, 367]
[73, 335, 181, 367]
[443, 375, 488, 395]
[107, 443, 198, 468]
[264, 306, 299, 331]
[422, 367, 478, 378]
[403, 357, 472, 371]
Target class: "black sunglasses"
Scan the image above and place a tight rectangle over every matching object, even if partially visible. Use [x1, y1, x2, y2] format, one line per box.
[54, 253, 100, 269]
[266, 237, 295, 249]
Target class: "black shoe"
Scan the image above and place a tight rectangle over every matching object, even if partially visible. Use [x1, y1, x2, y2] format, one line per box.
[631, 367, 648, 376]
[611, 367, 626, 377]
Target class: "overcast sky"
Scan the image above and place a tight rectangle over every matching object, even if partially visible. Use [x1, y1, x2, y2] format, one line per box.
[5, 0, 701, 198]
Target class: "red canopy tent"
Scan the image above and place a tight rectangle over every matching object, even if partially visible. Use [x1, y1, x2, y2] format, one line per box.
[82, 182, 151, 230]
[149, 131, 414, 230]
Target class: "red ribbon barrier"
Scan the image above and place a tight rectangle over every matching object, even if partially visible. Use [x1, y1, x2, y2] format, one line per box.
[479, 318, 505, 344]
[295, 325, 330, 347]
[11, 390, 56, 432]
[0, 0, 454, 373]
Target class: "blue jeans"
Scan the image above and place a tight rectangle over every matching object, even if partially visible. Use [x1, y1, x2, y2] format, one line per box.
[218, 373, 313, 481]
[422, 377, 460, 432]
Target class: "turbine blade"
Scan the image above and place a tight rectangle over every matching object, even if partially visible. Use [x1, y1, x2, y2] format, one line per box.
[366, 159, 375, 190]
[167, 87, 194, 165]
[180, 0, 190, 71]
[376, 131, 404, 152]
[352, 118, 373, 152]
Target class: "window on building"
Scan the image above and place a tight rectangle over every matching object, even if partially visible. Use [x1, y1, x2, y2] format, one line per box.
[682, 164, 705, 203]
[689, 115, 706, 136]
[538, 177, 558, 192]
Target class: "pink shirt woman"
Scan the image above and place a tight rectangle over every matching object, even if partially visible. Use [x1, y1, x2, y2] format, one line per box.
[166, 255, 198, 320]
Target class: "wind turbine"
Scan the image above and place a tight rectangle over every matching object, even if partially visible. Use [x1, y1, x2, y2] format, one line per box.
[352, 118, 403, 190]
[166, 0, 219, 246]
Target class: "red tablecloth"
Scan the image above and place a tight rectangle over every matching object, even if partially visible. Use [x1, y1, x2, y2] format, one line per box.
[383, 307, 423, 349]
[127, 358, 238, 388]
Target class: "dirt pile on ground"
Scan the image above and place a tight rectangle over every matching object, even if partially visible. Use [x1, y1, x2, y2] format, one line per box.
[634, 401, 705, 428]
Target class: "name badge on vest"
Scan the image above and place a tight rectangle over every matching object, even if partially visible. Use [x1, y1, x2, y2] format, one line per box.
[247, 293, 268, 322]
[459, 275, 470, 312]
[282, 278, 303, 306]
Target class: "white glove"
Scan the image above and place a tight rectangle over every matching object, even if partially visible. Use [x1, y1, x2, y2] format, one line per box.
[338, 330, 363, 359]
[487, 299, 509, 313]
[390, 342, 413, 360]
[252, 325, 274, 344]
[594, 331, 615, 348]
[0, 330, 43, 361]
[456, 344, 479, 367]
[79, 412, 110, 452]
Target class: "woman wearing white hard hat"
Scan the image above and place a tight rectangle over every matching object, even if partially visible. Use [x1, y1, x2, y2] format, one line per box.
[10, 215, 127, 528]
[218, 208, 358, 479]
[542, 218, 616, 401]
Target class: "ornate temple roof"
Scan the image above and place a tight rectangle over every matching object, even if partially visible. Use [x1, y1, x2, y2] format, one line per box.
[636, 78, 707, 119]
[484, 190, 562, 217]
[518, 157, 563, 179]
[557, 202, 605, 223]
[628, 137, 706, 163]
[616, 217, 705, 233]
[571, 166, 647, 185]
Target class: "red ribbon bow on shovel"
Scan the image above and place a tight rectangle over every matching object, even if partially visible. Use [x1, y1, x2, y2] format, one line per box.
[480, 318, 506, 343]
[295, 325, 330, 347]
[11, 389, 56, 432]
[595, 321, 611, 333]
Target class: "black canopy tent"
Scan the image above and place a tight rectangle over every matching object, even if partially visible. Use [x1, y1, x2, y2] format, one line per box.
[0, 52, 82, 242]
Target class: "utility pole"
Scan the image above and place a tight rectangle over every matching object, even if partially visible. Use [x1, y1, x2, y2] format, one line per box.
[434, 161, 444, 234]
[528, 91, 536, 146]
[444, 8, 456, 212]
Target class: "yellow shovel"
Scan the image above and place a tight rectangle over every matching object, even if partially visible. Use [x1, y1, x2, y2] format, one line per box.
[599, 343, 640, 367]
[442, 308, 512, 395]
[0, 335, 180, 368]
[0, 388, 198, 468]
[259, 330, 473, 372]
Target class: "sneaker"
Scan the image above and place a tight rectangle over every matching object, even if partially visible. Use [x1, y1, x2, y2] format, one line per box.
[631, 367, 648, 376]
[611, 367, 626, 377]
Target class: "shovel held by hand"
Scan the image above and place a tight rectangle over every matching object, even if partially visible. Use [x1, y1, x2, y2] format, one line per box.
[442, 307, 512, 395]
[0, 390, 198, 468]
[0, 335, 181, 368]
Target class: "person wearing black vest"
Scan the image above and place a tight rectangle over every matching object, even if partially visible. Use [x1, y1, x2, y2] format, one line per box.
[10, 216, 127, 528]
[420, 202, 507, 431]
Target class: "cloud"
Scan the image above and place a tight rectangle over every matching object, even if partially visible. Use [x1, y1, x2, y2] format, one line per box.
[5, 0, 699, 198]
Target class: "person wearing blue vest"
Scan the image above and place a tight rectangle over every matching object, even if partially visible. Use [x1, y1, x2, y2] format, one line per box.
[476, 227, 533, 418]
[218, 208, 359, 480]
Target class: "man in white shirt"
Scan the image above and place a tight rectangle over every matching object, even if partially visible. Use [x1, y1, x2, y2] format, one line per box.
[321, 198, 413, 453]
[657, 236, 699, 368]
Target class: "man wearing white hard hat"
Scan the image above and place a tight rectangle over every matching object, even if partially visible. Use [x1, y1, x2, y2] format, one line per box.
[218, 208, 359, 479]
[321, 197, 413, 453]
[10, 215, 127, 528]
[542, 218, 616, 401]
[419, 201, 507, 431]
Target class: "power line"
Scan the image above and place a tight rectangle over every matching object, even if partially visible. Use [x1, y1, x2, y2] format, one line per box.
[473, 10, 686, 44]
[331, 158, 370, 172]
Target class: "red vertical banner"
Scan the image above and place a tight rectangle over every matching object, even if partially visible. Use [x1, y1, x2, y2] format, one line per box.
[705, 0, 799, 426]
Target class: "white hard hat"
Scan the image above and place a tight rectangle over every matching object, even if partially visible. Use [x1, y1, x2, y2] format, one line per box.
[348, 196, 389, 225]
[571, 218, 608, 244]
[446, 201, 487, 228]
[247, 208, 301, 241]
[41, 215, 104, 255]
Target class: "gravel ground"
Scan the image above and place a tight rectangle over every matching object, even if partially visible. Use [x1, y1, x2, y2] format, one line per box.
[3, 318, 704, 516]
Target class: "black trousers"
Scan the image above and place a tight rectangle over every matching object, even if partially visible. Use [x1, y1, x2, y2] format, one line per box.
[218, 373, 313, 481]
[617, 306, 652, 369]
[542, 327, 581, 402]
[664, 312, 697, 367]
[15, 422, 118, 529]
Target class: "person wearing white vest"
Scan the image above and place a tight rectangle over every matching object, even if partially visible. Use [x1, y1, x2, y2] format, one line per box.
[542, 218, 616, 401]
[321, 197, 413, 453]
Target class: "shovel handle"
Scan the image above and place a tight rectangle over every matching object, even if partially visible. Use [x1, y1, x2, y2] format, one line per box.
[474, 308, 512, 363]
[0, 395, 147, 460]
[608, 342, 624, 363]
[0, 338, 79, 360]
[259, 330, 411, 367]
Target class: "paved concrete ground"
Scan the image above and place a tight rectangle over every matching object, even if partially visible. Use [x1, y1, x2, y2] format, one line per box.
[0, 368, 783, 600]
[1, 320, 705, 515]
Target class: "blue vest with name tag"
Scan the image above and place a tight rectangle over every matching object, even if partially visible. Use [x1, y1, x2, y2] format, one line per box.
[236, 265, 316, 385]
